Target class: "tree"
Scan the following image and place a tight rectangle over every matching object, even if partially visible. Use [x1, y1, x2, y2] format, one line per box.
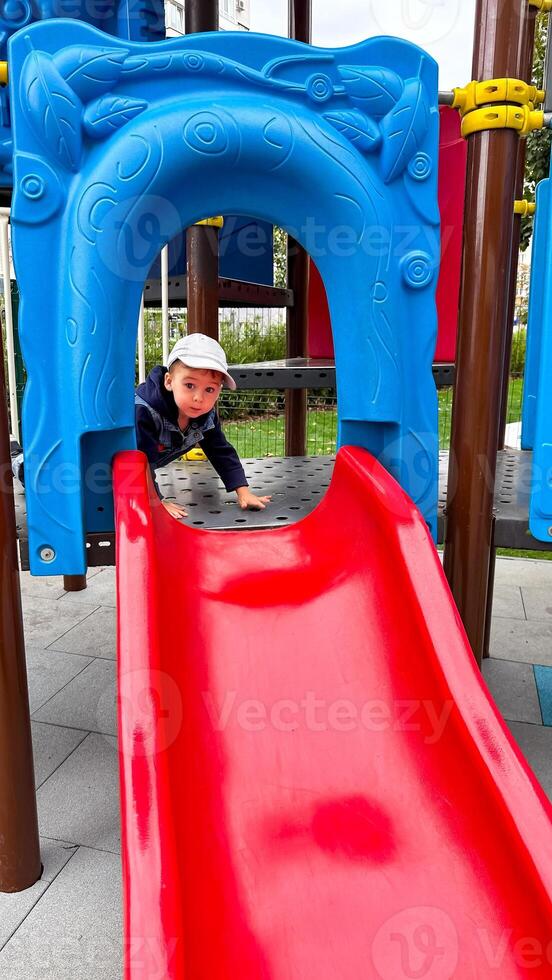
[273, 226, 288, 287]
[521, 13, 552, 250]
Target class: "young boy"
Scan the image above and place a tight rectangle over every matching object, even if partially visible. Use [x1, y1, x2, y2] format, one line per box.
[135, 333, 271, 519]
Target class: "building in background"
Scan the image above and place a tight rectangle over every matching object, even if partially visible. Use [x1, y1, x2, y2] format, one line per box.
[166, 0, 250, 37]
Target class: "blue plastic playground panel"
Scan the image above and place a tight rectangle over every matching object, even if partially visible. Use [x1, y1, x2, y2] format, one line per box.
[534, 665, 552, 727]
[522, 176, 549, 451]
[526, 160, 552, 541]
[10, 23, 440, 574]
[148, 217, 274, 286]
[0, 0, 165, 187]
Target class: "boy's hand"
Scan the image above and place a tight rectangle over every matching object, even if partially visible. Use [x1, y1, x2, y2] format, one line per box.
[236, 487, 272, 511]
[162, 500, 188, 520]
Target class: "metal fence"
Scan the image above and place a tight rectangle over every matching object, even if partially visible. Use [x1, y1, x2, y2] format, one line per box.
[1, 224, 529, 458]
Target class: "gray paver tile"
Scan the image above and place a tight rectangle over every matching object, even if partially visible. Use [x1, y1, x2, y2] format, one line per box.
[495, 557, 552, 588]
[0, 880, 49, 951]
[508, 721, 552, 800]
[26, 647, 92, 714]
[491, 585, 525, 620]
[489, 618, 552, 667]
[482, 658, 542, 724]
[33, 659, 116, 736]
[37, 734, 120, 853]
[520, 587, 552, 623]
[19, 566, 103, 602]
[60, 566, 116, 608]
[0, 847, 122, 979]
[48, 606, 116, 660]
[22, 595, 99, 649]
[31, 721, 88, 789]
[19, 572, 66, 601]
[40, 837, 79, 882]
[0, 838, 79, 951]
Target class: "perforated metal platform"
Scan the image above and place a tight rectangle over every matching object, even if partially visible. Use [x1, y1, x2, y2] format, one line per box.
[14, 450, 552, 570]
[227, 360, 456, 390]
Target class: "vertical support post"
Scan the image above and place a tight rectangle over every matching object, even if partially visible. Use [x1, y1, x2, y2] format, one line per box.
[285, 244, 310, 455]
[186, 224, 220, 339]
[0, 215, 18, 442]
[185, 0, 219, 341]
[10, 282, 24, 424]
[444, 0, 536, 665]
[64, 575, 87, 592]
[138, 294, 146, 383]
[285, 0, 311, 457]
[161, 245, 170, 363]
[0, 331, 41, 892]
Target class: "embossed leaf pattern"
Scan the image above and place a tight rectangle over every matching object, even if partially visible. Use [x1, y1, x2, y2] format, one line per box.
[83, 96, 148, 140]
[380, 77, 430, 184]
[53, 46, 128, 102]
[21, 49, 82, 172]
[338, 66, 403, 117]
[323, 109, 380, 153]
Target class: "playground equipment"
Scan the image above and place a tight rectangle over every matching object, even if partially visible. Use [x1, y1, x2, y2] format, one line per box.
[522, 152, 552, 540]
[4, 8, 552, 976]
[1, 4, 552, 978]
[10, 22, 440, 577]
[116, 446, 552, 979]
[307, 105, 467, 364]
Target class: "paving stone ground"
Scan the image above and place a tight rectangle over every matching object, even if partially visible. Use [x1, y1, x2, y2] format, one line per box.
[1, 557, 551, 978]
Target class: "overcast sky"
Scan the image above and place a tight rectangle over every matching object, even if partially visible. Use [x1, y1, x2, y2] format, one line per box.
[249, 0, 477, 90]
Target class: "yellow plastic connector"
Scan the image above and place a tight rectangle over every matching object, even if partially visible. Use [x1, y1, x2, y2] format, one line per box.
[529, 0, 552, 12]
[452, 78, 545, 116]
[461, 104, 545, 138]
[0, 62, 8, 85]
[195, 216, 224, 228]
[183, 447, 208, 462]
[514, 200, 537, 216]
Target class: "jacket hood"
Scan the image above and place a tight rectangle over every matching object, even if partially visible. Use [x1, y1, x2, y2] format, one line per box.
[136, 366, 179, 424]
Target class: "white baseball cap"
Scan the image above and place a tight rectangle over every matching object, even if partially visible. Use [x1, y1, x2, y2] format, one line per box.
[167, 333, 237, 390]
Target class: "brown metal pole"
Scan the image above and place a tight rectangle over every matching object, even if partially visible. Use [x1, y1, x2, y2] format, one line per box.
[184, 0, 217, 33]
[186, 225, 220, 339]
[0, 341, 41, 891]
[185, 0, 219, 340]
[285, 242, 310, 455]
[444, 0, 536, 666]
[289, 0, 311, 40]
[486, 12, 537, 660]
[64, 574, 87, 592]
[285, 0, 311, 457]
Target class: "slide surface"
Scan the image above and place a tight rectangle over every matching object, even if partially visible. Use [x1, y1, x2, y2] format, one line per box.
[115, 448, 552, 980]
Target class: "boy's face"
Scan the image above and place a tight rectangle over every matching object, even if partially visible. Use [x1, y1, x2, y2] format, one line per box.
[164, 362, 223, 419]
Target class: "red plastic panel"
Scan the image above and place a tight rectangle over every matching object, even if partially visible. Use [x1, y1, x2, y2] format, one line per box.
[115, 448, 552, 979]
[308, 107, 466, 363]
[435, 106, 467, 362]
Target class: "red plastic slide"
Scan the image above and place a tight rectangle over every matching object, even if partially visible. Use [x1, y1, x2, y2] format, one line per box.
[115, 448, 552, 980]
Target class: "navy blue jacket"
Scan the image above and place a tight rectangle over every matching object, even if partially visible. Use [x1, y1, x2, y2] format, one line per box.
[135, 366, 248, 496]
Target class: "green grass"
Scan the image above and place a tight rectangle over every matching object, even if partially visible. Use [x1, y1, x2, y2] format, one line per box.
[222, 377, 526, 459]
[223, 409, 337, 458]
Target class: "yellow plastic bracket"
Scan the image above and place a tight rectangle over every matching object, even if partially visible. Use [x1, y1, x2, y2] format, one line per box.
[529, 0, 552, 11]
[195, 216, 224, 228]
[461, 104, 545, 138]
[452, 78, 545, 116]
[182, 447, 208, 462]
[0, 62, 8, 85]
[514, 199, 537, 216]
